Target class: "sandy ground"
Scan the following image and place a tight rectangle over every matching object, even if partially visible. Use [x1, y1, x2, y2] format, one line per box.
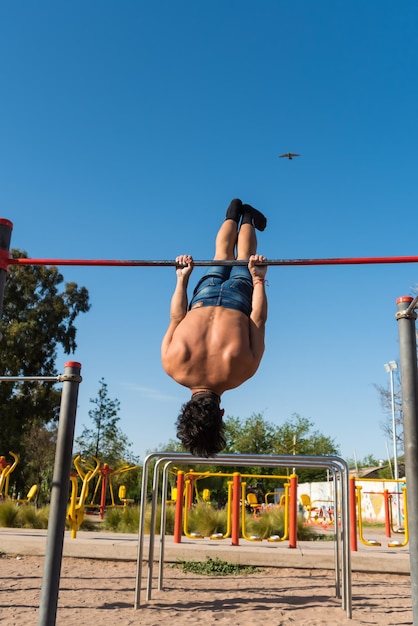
[0, 555, 412, 626]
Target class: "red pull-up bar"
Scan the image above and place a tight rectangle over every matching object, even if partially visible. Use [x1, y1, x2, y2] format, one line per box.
[5, 255, 418, 267]
[0, 218, 417, 267]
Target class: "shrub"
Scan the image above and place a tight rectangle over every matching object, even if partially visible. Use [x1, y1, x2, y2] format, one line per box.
[0, 502, 20, 527]
[246, 507, 317, 540]
[186, 503, 228, 537]
[144, 503, 175, 535]
[102, 504, 175, 534]
[118, 506, 140, 533]
[171, 557, 260, 576]
[103, 507, 123, 531]
[17, 504, 48, 529]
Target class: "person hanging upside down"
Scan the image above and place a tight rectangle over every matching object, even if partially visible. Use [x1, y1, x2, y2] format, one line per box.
[161, 199, 268, 457]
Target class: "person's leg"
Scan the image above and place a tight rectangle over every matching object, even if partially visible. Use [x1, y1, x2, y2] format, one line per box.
[191, 201, 240, 301]
[214, 199, 242, 260]
[236, 222, 257, 260]
[222, 203, 267, 309]
[214, 219, 238, 259]
[221, 221, 255, 313]
[233, 204, 264, 275]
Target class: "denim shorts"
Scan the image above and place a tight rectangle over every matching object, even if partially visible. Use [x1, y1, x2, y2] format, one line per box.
[188, 265, 253, 316]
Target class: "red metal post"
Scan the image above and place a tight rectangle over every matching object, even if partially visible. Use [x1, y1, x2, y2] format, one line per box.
[349, 476, 358, 552]
[231, 473, 241, 546]
[100, 464, 111, 520]
[384, 490, 392, 538]
[288, 474, 298, 549]
[173, 471, 185, 544]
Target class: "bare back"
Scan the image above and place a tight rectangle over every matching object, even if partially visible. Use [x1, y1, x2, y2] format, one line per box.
[161, 306, 265, 394]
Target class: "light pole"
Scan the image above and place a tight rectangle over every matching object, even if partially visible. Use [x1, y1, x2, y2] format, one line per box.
[384, 361, 398, 481]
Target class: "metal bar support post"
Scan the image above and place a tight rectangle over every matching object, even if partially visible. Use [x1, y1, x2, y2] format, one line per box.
[396, 296, 418, 624]
[38, 361, 82, 626]
[0, 218, 13, 325]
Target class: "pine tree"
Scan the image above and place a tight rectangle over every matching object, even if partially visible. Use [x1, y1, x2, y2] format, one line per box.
[75, 378, 138, 468]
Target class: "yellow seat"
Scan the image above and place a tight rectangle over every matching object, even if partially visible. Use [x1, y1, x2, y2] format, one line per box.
[246, 492, 263, 515]
[118, 485, 134, 508]
[202, 488, 211, 503]
[15, 484, 38, 504]
[300, 493, 312, 508]
[166, 486, 177, 505]
[300, 494, 320, 521]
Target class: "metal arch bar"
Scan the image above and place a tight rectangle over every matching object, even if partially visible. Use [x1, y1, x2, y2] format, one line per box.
[7, 255, 418, 267]
[135, 452, 351, 618]
[0, 376, 61, 382]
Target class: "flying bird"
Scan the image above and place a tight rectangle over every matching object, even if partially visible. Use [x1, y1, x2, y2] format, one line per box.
[279, 153, 300, 160]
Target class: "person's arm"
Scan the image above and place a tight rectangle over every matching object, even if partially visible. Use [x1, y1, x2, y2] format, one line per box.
[161, 255, 193, 357]
[248, 254, 268, 360]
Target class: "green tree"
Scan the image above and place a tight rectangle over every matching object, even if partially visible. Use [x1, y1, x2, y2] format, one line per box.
[20, 422, 58, 505]
[224, 414, 276, 455]
[75, 378, 139, 468]
[272, 413, 340, 482]
[0, 249, 90, 494]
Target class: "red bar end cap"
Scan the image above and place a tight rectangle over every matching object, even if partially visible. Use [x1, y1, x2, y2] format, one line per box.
[0, 219, 13, 229]
[396, 296, 414, 304]
[64, 361, 82, 369]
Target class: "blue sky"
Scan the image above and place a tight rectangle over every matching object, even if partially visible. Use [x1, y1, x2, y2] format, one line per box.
[1, 2, 417, 466]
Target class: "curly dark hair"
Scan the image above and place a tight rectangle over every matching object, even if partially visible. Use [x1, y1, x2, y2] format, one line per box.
[176, 394, 226, 457]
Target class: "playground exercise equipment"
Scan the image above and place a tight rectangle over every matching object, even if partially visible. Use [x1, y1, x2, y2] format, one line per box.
[0, 452, 19, 497]
[182, 478, 234, 540]
[300, 493, 335, 527]
[176, 469, 291, 541]
[355, 485, 382, 547]
[1, 219, 417, 625]
[246, 491, 264, 515]
[382, 488, 406, 537]
[171, 466, 296, 550]
[169, 468, 317, 562]
[388, 487, 409, 548]
[355, 476, 405, 530]
[67, 455, 101, 538]
[264, 490, 287, 506]
[118, 485, 135, 508]
[264, 482, 291, 542]
[166, 486, 177, 505]
[349, 477, 408, 550]
[136, 452, 351, 619]
[182, 468, 290, 509]
[69, 457, 136, 527]
[77, 458, 138, 519]
[14, 484, 38, 504]
[170, 467, 302, 555]
[0, 453, 38, 504]
[241, 483, 262, 541]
